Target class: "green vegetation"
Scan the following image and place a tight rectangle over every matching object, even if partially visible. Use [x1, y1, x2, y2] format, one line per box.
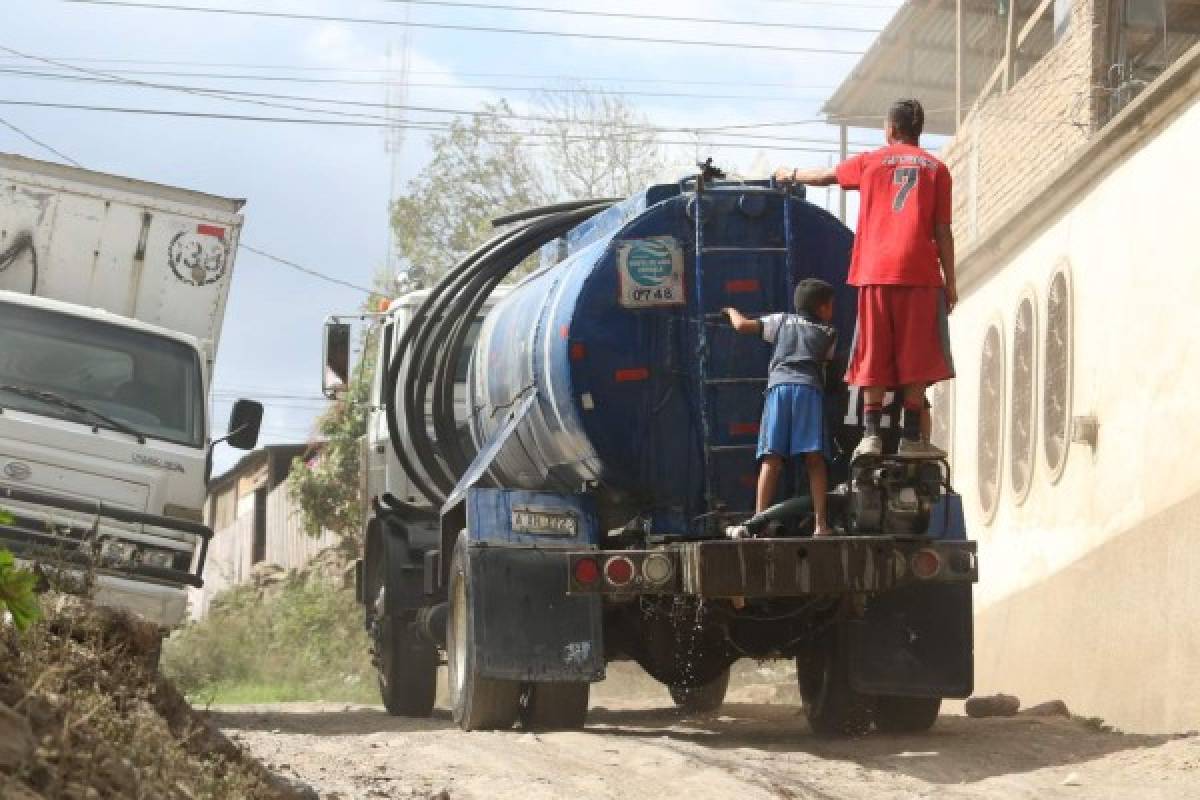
[162, 574, 377, 705]
[286, 307, 380, 542]
[0, 544, 41, 630]
[285, 372, 372, 542]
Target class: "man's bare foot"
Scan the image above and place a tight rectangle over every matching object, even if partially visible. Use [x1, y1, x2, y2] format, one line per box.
[813, 526, 833, 537]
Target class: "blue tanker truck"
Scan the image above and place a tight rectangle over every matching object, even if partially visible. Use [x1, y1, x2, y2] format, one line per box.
[321, 163, 977, 735]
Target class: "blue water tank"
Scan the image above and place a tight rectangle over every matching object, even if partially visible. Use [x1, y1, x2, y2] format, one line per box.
[467, 183, 855, 534]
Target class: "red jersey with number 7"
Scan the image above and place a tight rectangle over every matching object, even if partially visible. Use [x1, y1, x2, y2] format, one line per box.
[835, 143, 952, 287]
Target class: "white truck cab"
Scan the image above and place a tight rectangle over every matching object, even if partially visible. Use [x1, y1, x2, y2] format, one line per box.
[0, 153, 261, 628]
[324, 288, 509, 517]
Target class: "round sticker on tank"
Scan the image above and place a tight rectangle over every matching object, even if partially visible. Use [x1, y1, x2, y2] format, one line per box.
[169, 225, 229, 287]
[618, 236, 684, 308]
[626, 239, 675, 287]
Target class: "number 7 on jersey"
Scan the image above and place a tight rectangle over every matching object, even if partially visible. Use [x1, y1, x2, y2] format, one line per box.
[893, 167, 919, 212]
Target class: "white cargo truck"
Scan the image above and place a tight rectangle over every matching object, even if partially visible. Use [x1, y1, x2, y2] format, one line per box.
[0, 152, 262, 628]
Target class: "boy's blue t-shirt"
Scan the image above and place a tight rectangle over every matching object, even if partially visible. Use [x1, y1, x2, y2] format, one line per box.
[759, 312, 837, 390]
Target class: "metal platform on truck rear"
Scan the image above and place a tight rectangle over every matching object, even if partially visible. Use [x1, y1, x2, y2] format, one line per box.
[567, 535, 976, 598]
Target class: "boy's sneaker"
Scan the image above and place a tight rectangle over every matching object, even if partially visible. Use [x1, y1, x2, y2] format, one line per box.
[852, 434, 883, 462]
[725, 524, 750, 540]
[897, 438, 947, 459]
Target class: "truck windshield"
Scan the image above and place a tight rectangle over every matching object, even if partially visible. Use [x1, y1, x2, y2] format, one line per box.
[0, 301, 205, 447]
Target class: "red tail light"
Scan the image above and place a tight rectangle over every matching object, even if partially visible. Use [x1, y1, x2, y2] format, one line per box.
[604, 556, 635, 586]
[573, 557, 600, 585]
[911, 549, 942, 580]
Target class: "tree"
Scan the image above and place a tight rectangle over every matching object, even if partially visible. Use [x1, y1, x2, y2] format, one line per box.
[391, 90, 665, 289]
[536, 89, 665, 200]
[390, 100, 549, 289]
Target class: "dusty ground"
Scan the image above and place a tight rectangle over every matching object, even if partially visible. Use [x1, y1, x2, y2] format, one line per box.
[209, 663, 1200, 800]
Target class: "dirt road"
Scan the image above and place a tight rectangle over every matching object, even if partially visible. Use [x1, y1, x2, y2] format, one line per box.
[209, 665, 1200, 800]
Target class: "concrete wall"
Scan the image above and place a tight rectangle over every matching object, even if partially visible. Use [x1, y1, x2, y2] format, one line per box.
[945, 74, 1200, 733]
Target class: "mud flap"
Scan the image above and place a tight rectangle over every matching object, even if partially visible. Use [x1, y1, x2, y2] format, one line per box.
[846, 583, 974, 698]
[469, 545, 605, 683]
[380, 526, 428, 613]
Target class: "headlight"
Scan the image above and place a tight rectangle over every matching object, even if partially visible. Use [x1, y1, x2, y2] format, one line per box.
[99, 539, 137, 564]
[138, 548, 180, 570]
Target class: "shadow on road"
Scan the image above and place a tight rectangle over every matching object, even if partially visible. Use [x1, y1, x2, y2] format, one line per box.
[206, 706, 456, 736]
[206, 699, 1188, 787]
[586, 702, 1183, 785]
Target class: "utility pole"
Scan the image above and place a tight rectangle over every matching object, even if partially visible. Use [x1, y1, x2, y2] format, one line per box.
[384, 3, 413, 293]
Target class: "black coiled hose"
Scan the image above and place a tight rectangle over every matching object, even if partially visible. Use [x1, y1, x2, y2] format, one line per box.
[383, 200, 616, 507]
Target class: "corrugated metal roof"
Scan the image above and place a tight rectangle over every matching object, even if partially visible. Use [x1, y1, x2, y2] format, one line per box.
[824, 0, 1019, 135]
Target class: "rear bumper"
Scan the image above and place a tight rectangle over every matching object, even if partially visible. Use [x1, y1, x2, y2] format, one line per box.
[0, 484, 212, 589]
[568, 536, 977, 598]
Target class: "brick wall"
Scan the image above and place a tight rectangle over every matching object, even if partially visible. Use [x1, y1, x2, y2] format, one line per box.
[943, 0, 1106, 259]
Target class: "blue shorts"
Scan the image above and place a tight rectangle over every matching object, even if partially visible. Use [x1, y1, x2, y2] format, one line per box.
[756, 383, 828, 460]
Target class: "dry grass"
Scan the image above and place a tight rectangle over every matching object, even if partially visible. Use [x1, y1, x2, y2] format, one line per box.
[0, 598, 314, 800]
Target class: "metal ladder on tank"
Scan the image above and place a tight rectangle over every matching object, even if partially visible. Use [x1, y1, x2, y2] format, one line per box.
[689, 159, 798, 525]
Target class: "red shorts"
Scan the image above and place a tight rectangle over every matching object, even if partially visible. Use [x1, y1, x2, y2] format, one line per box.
[846, 285, 955, 387]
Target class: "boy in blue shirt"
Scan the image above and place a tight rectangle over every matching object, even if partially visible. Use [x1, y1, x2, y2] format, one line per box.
[723, 279, 837, 537]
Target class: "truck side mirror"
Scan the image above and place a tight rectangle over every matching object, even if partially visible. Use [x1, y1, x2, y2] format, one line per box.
[323, 321, 352, 398]
[225, 399, 263, 451]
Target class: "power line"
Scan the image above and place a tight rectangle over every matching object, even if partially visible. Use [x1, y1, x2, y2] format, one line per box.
[59, 1, 869, 56]
[0, 100, 871, 153]
[0, 46, 420, 129]
[0, 115, 83, 166]
[0, 48, 875, 144]
[239, 243, 378, 295]
[0, 57, 838, 90]
[364, 0, 885, 33]
[0, 57, 835, 90]
[0, 67, 879, 144]
[0, 66, 821, 102]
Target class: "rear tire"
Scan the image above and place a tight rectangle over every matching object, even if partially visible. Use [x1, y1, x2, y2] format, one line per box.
[377, 615, 438, 717]
[874, 696, 941, 733]
[797, 630, 874, 737]
[669, 667, 730, 714]
[447, 532, 521, 731]
[520, 682, 590, 730]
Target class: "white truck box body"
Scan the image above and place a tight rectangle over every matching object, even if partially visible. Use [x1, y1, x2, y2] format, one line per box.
[0, 153, 248, 628]
[0, 152, 244, 356]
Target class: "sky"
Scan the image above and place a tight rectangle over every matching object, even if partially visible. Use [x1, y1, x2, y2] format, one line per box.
[0, 0, 905, 473]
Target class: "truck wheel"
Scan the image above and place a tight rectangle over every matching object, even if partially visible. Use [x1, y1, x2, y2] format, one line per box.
[797, 631, 874, 737]
[669, 667, 730, 713]
[874, 696, 941, 733]
[520, 682, 590, 730]
[447, 533, 521, 731]
[377, 614, 438, 717]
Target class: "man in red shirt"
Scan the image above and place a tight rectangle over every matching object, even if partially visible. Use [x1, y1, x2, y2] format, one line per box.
[776, 98, 957, 460]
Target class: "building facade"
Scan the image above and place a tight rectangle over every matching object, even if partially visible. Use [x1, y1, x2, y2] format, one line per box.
[191, 444, 338, 618]
[827, 0, 1200, 732]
